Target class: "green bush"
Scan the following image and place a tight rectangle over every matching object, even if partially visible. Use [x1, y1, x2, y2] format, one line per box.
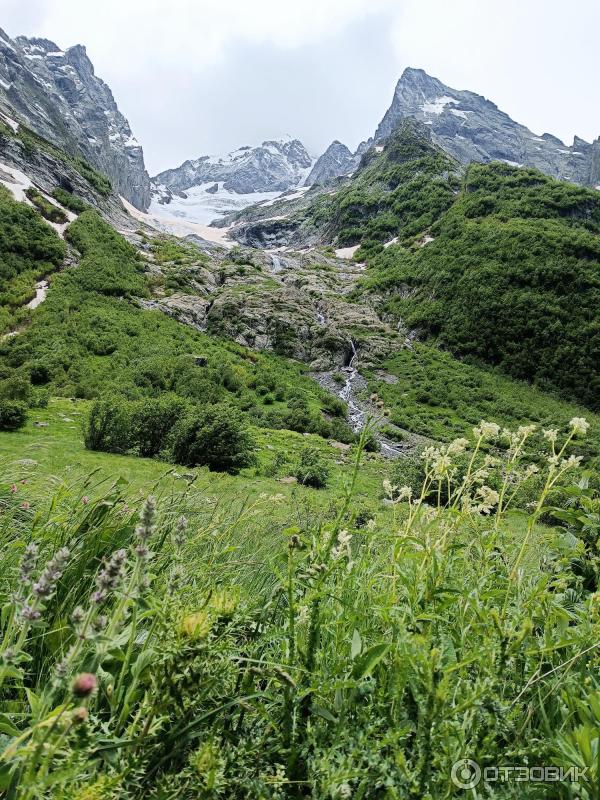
[0, 184, 65, 324]
[295, 445, 330, 488]
[51, 188, 87, 214]
[169, 405, 255, 473]
[25, 187, 68, 224]
[133, 394, 190, 458]
[74, 158, 111, 196]
[0, 398, 27, 430]
[84, 396, 138, 454]
[360, 161, 600, 409]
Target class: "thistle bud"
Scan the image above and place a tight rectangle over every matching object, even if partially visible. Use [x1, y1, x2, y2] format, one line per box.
[72, 707, 88, 724]
[72, 672, 97, 698]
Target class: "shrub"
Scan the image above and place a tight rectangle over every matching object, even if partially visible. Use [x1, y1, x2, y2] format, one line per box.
[25, 187, 68, 224]
[295, 446, 330, 488]
[169, 405, 255, 473]
[0, 398, 27, 430]
[74, 158, 112, 196]
[133, 394, 190, 458]
[51, 187, 87, 214]
[84, 396, 138, 454]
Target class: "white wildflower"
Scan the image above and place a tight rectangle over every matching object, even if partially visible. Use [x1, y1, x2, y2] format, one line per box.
[338, 783, 352, 799]
[398, 486, 413, 501]
[570, 417, 590, 436]
[382, 479, 395, 498]
[447, 437, 469, 456]
[562, 455, 583, 469]
[517, 424, 537, 438]
[473, 421, 500, 441]
[484, 455, 501, 468]
[365, 519, 376, 531]
[337, 530, 352, 547]
[475, 485, 500, 515]
[472, 467, 489, 484]
[432, 453, 452, 478]
[543, 429, 558, 443]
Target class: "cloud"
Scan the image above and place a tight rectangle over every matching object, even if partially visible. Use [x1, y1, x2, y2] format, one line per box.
[2, 0, 599, 172]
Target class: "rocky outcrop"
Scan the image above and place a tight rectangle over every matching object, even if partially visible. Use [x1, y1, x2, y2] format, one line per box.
[305, 140, 357, 186]
[138, 240, 399, 371]
[153, 138, 313, 196]
[0, 28, 151, 209]
[374, 67, 600, 186]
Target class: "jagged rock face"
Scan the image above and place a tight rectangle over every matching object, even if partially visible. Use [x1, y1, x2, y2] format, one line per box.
[305, 140, 357, 186]
[153, 138, 313, 195]
[375, 67, 600, 186]
[0, 28, 151, 209]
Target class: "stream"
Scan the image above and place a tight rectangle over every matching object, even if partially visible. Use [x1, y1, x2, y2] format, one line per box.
[26, 280, 49, 309]
[315, 339, 406, 459]
[340, 339, 366, 432]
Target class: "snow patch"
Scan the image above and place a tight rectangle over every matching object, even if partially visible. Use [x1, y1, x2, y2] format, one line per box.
[121, 195, 235, 248]
[421, 95, 458, 115]
[502, 160, 523, 168]
[26, 280, 49, 309]
[335, 245, 360, 259]
[450, 109, 471, 120]
[150, 183, 282, 226]
[0, 160, 33, 201]
[0, 111, 18, 132]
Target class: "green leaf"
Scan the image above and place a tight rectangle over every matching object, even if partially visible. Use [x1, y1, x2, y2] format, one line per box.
[313, 705, 338, 723]
[351, 628, 362, 660]
[351, 643, 390, 680]
[0, 714, 19, 737]
[131, 649, 155, 680]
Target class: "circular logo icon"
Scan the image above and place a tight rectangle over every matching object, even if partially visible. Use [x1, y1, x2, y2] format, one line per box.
[451, 759, 482, 790]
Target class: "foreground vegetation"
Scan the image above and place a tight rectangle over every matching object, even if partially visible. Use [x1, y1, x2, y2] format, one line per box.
[1, 419, 599, 798]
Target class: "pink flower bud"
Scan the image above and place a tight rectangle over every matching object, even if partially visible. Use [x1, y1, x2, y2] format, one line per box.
[21, 501, 30, 510]
[10, 484, 17, 494]
[72, 672, 97, 697]
[82, 496, 89, 505]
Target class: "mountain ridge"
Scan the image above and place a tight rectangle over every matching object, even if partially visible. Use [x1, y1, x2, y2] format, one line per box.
[310, 67, 600, 189]
[0, 27, 151, 209]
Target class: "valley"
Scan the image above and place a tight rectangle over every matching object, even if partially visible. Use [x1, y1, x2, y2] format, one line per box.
[0, 20, 599, 800]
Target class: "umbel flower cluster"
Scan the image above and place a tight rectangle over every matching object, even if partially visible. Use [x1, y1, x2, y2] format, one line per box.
[383, 417, 589, 519]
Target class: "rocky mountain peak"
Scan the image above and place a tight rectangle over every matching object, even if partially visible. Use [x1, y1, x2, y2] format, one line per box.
[373, 67, 599, 186]
[305, 140, 357, 186]
[0, 27, 151, 209]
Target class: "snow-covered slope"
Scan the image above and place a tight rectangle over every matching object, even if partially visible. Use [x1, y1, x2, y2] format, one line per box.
[150, 138, 314, 225]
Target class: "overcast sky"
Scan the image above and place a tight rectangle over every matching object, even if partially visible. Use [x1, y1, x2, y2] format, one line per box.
[2, 0, 599, 174]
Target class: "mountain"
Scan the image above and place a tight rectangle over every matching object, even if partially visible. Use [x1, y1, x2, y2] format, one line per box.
[150, 137, 314, 225]
[374, 67, 600, 187]
[305, 140, 357, 186]
[0, 28, 151, 209]
[154, 138, 313, 195]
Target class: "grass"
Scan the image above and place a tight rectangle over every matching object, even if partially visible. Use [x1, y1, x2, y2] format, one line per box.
[0, 420, 597, 798]
[0, 398, 385, 507]
[362, 344, 600, 468]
